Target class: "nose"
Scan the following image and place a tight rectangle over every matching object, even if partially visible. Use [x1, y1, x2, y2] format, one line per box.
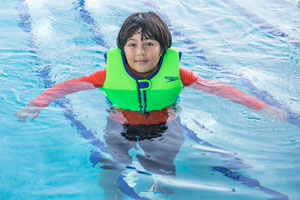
[136, 44, 145, 56]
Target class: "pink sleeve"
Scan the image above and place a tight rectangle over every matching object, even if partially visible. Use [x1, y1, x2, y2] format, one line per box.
[180, 67, 268, 110]
[29, 69, 106, 107]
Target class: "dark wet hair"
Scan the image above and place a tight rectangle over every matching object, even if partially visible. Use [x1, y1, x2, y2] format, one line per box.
[117, 12, 172, 55]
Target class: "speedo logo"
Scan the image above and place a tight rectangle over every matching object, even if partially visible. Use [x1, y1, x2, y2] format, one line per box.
[165, 76, 179, 82]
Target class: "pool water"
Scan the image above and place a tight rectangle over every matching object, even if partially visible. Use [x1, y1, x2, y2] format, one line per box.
[1, 0, 300, 199]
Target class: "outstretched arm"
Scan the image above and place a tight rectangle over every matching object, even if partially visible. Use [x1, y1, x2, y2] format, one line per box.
[180, 67, 287, 122]
[15, 69, 106, 122]
[27, 79, 97, 107]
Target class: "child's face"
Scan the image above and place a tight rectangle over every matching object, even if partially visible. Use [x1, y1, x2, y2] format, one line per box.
[124, 28, 162, 78]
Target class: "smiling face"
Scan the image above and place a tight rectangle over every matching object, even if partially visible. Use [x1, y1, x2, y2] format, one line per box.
[124, 28, 162, 78]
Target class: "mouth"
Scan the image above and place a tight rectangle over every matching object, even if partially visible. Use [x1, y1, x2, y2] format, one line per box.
[135, 59, 148, 64]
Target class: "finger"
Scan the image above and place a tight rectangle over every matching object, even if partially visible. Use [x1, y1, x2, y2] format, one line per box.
[273, 109, 287, 123]
[262, 112, 274, 121]
[30, 111, 40, 121]
[279, 112, 288, 123]
[14, 111, 27, 123]
[20, 113, 28, 122]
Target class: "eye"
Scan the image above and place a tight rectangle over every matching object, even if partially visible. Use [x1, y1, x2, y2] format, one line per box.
[145, 42, 154, 47]
[127, 42, 136, 47]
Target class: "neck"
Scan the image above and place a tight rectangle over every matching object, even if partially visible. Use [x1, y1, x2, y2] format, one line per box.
[128, 65, 159, 79]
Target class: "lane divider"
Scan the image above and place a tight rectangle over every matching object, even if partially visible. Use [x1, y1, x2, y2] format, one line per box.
[182, 123, 289, 200]
[212, 166, 289, 200]
[222, 0, 300, 48]
[77, 0, 110, 48]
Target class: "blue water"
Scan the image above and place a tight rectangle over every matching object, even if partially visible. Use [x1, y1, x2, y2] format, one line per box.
[1, 0, 300, 199]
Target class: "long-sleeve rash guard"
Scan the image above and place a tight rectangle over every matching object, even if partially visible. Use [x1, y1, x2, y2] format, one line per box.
[29, 67, 267, 125]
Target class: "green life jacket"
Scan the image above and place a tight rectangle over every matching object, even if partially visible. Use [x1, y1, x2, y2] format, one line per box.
[102, 48, 183, 113]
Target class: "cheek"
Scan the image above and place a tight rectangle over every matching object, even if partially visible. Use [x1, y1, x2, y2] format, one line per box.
[124, 50, 134, 63]
[150, 50, 161, 60]
[155, 53, 162, 63]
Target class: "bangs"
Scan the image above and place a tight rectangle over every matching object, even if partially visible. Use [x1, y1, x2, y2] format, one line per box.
[141, 26, 156, 40]
[127, 24, 155, 41]
[142, 29, 156, 41]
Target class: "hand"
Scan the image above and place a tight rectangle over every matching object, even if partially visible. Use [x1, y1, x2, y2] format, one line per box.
[259, 105, 288, 123]
[14, 104, 43, 122]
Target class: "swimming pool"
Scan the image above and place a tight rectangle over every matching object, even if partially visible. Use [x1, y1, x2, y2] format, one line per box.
[1, 0, 300, 199]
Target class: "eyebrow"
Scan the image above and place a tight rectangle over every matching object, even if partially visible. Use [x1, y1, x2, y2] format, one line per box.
[127, 38, 138, 41]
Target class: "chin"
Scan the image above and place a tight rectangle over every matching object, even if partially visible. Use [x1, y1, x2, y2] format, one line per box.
[137, 70, 148, 74]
